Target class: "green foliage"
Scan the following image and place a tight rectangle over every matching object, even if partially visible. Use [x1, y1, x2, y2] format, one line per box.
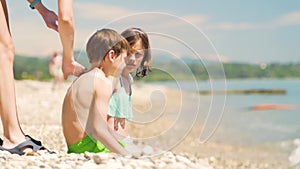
[136, 68, 174, 81]
[13, 54, 300, 81]
[136, 62, 300, 81]
[223, 63, 300, 79]
[13, 55, 52, 81]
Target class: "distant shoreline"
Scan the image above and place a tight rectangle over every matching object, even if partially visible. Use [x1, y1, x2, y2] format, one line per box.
[198, 89, 287, 95]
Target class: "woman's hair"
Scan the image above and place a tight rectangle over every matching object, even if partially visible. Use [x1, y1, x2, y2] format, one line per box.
[86, 29, 130, 64]
[121, 28, 152, 78]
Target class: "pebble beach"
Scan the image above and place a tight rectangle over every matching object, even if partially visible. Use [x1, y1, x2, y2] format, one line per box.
[0, 80, 298, 169]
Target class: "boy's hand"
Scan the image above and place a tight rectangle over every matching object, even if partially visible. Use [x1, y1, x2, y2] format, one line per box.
[114, 117, 126, 131]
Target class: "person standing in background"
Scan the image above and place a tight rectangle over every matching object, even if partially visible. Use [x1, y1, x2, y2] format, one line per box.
[49, 51, 64, 90]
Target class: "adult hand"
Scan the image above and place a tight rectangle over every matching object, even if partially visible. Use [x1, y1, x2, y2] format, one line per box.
[62, 59, 86, 80]
[40, 9, 58, 32]
[35, 4, 58, 32]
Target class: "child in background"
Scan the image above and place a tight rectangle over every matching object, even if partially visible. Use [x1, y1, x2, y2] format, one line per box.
[107, 28, 152, 151]
[49, 51, 64, 90]
[61, 29, 130, 155]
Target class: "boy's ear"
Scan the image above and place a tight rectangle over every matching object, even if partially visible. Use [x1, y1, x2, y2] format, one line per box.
[106, 50, 116, 63]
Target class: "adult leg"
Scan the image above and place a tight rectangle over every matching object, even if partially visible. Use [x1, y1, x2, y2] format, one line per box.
[0, 0, 26, 149]
[0, 0, 9, 31]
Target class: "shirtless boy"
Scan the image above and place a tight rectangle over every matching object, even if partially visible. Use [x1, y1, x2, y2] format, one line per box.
[61, 29, 130, 155]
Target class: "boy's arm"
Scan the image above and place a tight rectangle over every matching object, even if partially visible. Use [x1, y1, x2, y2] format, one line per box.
[92, 78, 128, 155]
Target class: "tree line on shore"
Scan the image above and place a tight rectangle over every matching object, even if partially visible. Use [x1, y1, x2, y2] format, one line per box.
[13, 54, 300, 81]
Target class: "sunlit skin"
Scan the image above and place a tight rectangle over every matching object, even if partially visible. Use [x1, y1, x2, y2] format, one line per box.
[62, 49, 129, 155]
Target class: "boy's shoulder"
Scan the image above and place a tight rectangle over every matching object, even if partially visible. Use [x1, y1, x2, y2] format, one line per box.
[71, 68, 111, 91]
[89, 68, 113, 92]
[75, 68, 105, 81]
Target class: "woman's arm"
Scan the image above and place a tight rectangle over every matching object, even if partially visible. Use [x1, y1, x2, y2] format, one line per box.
[57, 0, 85, 79]
[27, 0, 58, 31]
[27, 0, 85, 79]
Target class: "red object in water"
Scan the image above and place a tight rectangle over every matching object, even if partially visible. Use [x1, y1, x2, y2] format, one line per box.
[252, 104, 297, 110]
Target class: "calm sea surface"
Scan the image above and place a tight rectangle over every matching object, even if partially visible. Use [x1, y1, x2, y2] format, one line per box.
[146, 79, 300, 146]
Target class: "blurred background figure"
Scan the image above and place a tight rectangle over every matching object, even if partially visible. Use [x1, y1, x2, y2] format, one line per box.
[49, 51, 64, 90]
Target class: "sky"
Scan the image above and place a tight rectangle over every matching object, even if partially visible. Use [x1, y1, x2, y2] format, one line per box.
[6, 0, 300, 63]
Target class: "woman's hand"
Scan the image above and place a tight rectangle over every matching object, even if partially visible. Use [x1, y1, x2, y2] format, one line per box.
[35, 3, 58, 32]
[40, 9, 58, 32]
[62, 59, 86, 79]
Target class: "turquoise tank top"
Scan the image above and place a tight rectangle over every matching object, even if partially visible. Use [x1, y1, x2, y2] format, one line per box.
[108, 76, 133, 120]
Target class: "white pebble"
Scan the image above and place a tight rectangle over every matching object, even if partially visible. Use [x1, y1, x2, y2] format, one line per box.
[176, 155, 191, 164]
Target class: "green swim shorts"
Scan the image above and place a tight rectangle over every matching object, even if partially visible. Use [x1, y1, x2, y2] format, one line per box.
[67, 135, 124, 154]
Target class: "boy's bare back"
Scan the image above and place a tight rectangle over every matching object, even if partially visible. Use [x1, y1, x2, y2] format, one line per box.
[62, 68, 112, 146]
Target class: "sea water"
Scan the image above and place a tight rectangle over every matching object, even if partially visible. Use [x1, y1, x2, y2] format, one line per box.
[146, 79, 300, 147]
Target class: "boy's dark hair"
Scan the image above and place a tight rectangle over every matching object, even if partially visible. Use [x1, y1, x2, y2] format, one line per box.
[86, 29, 131, 63]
